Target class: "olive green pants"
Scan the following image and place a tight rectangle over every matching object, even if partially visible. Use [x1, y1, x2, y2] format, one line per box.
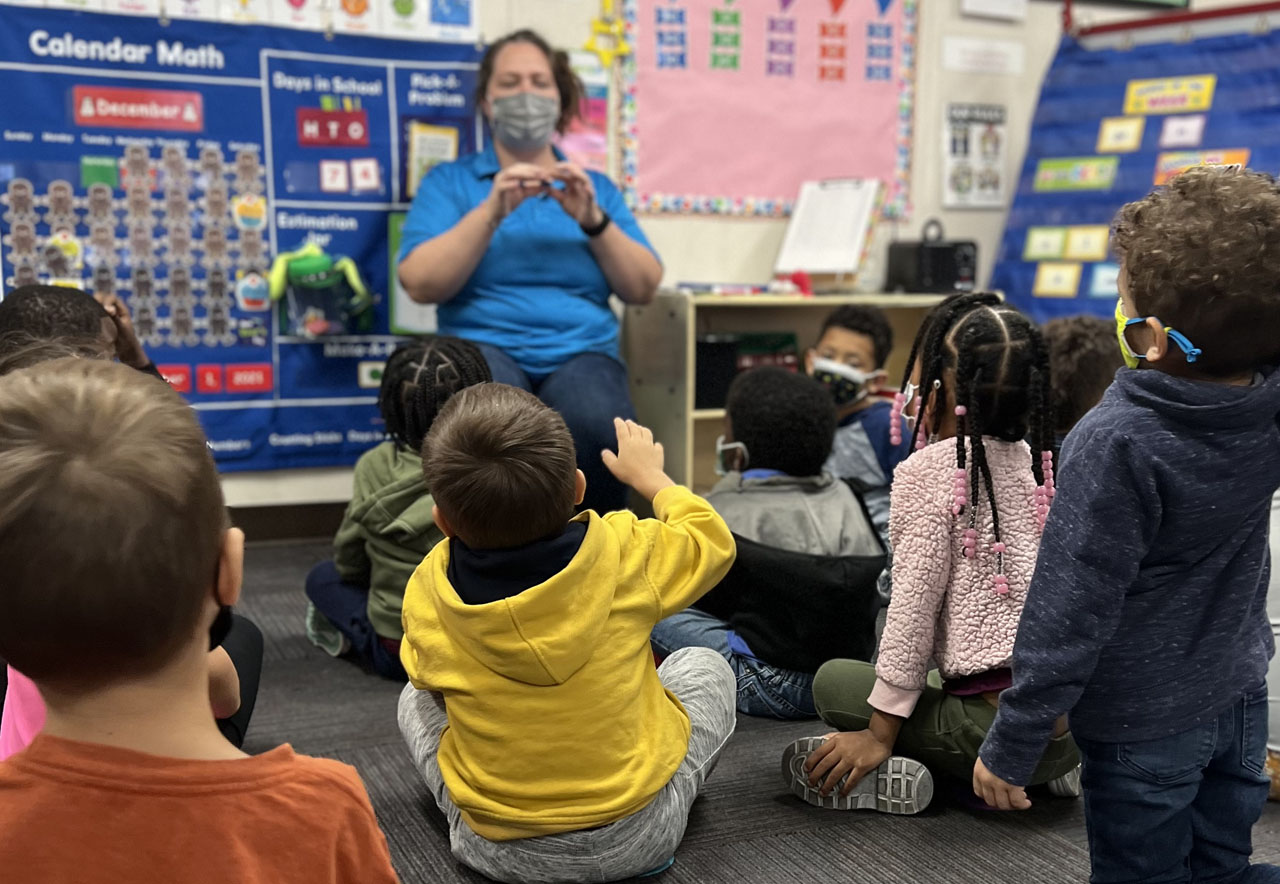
[812, 659, 1080, 785]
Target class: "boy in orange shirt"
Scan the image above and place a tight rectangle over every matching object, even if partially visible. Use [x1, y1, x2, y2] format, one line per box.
[0, 358, 399, 884]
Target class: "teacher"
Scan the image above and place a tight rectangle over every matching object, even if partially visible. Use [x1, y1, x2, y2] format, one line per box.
[397, 29, 662, 514]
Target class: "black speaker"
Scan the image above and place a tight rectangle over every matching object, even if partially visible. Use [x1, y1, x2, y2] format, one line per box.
[885, 219, 977, 294]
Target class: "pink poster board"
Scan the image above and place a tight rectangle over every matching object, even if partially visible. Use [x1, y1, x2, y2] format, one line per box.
[622, 0, 916, 217]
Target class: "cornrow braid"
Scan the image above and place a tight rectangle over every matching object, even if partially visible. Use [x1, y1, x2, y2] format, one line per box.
[377, 336, 492, 453]
[896, 293, 1055, 596]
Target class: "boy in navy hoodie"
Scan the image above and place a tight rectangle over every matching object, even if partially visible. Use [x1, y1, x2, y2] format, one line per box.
[975, 167, 1280, 882]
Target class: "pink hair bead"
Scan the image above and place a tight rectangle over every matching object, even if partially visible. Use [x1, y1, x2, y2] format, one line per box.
[992, 542, 1006, 554]
[894, 392, 907, 404]
[916, 436, 927, 450]
[951, 505, 963, 515]
[954, 405, 967, 417]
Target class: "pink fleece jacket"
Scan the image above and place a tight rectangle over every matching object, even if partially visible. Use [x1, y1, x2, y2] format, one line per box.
[869, 438, 1044, 718]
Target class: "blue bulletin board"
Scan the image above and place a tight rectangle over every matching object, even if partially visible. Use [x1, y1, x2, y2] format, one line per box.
[0, 5, 480, 471]
[991, 30, 1280, 323]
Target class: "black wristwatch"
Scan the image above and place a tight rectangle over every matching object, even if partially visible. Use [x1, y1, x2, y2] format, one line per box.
[581, 209, 611, 238]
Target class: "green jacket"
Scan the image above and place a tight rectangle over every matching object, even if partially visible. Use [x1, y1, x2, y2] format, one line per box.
[334, 441, 444, 640]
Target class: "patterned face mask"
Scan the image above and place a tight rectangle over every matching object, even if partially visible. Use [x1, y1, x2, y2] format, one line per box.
[810, 357, 878, 407]
[1115, 298, 1202, 369]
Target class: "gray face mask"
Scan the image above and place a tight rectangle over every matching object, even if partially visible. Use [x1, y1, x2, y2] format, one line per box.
[490, 92, 560, 153]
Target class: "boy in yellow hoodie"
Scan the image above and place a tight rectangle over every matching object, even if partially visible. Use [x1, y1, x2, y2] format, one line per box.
[397, 384, 738, 884]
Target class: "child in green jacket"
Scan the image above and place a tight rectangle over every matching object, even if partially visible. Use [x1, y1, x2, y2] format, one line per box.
[305, 337, 492, 678]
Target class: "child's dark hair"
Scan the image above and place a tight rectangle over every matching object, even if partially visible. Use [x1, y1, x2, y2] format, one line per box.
[726, 367, 836, 477]
[1042, 315, 1122, 434]
[0, 284, 108, 350]
[819, 305, 893, 369]
[378, 337, 491, 454]
[476, 29, 583, 134]
[893, 293, 1054, 590]
[1112, 165, 1280, 376]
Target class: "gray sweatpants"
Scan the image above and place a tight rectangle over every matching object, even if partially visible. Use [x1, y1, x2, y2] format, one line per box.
[397, 646, 737, 884]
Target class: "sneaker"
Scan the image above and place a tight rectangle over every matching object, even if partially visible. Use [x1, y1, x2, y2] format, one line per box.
[781, 736, 933, 814]
[305, 602, 351, 657]
[638, 857, 675, 877]
[1046, 764, 1082, 799]
[1266, 749, 1280, 801]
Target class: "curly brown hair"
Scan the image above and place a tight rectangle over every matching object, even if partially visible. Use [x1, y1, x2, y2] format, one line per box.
[1042, 315, 1123, 434]
[1112, 166, 1280, 376]
[476, 30, 583, 135]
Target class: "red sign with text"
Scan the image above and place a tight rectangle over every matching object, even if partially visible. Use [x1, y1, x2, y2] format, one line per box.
[197, 364, 224, 394]
[296, 109, 370, 147]
[226, 363, 273, 393]
[73, 85, 204, 132]
[157, 364, 192, 393]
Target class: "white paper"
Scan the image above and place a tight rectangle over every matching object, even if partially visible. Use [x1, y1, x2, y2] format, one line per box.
[276, 0, 327, 30]
[167, 0, 219, 18]
[943, 103, 1008, 210]
[960, 0, 1027, 21]
[219, 0, 271, 23]
[775, 179, 881, 275]
[392, 285, 438, 333]
[1160, 114, 1206, 149]
[105, 0, 159, 12]
[381, 0, 429, 37]
[942, 36, 1025, 77]
[424, 0, 477, 44]
[45, 0, 105, 10]
[334, 0, 382, 35]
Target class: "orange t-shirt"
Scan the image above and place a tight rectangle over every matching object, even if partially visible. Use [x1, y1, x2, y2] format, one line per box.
[0, 735, 400, 884]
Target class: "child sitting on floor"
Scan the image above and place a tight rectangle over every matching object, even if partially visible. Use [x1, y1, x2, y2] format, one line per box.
[807, 305, 913, 541]
[781, 293, 1080, 815]
[397, 385, 737, 883]
[976, 166, 1280, 882]
[0, 359, 398, 883]
[305, 337, 491, 679]
[650, 366, 884, 720]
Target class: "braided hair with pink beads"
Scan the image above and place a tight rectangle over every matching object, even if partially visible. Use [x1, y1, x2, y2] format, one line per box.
[889, 293, 1054, 595]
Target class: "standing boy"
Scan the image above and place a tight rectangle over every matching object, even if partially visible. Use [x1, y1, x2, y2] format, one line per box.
[975, 167, 1280, 882]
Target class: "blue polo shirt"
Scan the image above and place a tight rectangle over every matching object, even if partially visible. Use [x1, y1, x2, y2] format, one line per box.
[398, 145, 658, 377]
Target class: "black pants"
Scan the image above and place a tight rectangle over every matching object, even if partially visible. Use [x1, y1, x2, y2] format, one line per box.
[216, 612, 264, 748]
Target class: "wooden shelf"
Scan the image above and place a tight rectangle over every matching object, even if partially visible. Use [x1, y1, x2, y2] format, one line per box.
[689, 293, 951, 308]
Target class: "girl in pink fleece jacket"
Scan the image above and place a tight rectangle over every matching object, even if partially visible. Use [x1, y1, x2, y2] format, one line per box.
[780, 293, 1080, 814]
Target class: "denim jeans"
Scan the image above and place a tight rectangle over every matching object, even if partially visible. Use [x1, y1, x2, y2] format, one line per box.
[1076, 684, 1280, 884]
[304, 561, 406, 681]
[651, 608, 818, 720]
[474, 342, 636, 515]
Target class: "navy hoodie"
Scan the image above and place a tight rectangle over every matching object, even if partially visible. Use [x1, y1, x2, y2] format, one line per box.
[980, 366, 1280, 785]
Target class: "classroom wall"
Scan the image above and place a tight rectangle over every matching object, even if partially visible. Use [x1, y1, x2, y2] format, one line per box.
[484, 0, 1243, 290]
[224, 0, 1243, 507]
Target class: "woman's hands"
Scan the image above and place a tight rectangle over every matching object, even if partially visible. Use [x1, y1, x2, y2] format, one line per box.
[484, 161, 602, 229]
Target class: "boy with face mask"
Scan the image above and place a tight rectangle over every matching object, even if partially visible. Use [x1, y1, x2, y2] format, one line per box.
[806, 306, 912, 544]
[975, 166, 1280, 882]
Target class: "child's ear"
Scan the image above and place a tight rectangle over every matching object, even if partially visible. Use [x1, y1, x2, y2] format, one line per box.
[215, 527, 244, 607]
[432, 504, 455, 539]
[573, 469, 587, 506]
[866, 369, 888, 395]
[1142, 317, 1170, 364]
[803, 348, 815, 374]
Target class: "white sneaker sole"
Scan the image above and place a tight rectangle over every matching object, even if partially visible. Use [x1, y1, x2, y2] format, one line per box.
[781, 736, 934, 814]
[1046, 764, 1082, 798]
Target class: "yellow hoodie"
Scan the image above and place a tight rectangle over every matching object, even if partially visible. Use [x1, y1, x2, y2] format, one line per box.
[399, 485, 735, 841]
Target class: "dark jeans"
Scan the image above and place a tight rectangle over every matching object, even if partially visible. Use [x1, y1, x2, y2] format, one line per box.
[305, 561, 407, 681]
[216, 612, 263, 748]
[474, 342, 636, 514]
[1077, 685, 1280, 884]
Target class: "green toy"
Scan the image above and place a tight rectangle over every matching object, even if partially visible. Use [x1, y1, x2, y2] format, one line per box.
[269, 241, 375, 338]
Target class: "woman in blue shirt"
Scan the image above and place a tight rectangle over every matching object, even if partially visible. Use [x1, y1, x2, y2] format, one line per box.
[398, 29, 662, 514]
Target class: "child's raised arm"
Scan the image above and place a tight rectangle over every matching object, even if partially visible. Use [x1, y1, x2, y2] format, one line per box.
[601, 418, 736, 618]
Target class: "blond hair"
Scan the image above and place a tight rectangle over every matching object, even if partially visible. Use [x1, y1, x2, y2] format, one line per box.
[0, 359, 225, 687]
[424, 383, 577, 548]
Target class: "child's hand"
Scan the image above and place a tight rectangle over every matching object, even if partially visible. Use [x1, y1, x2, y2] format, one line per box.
[94, 293, 150, 369]
[973, 757, 1032, 810]
[804, 730, 893, 796]
[601, 418, 676, 503]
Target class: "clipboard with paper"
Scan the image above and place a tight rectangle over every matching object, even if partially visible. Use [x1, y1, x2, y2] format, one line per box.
[774, 179, 883, 278]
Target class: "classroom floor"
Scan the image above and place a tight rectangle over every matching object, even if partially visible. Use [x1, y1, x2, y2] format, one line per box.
[241, 540, 1280, 884]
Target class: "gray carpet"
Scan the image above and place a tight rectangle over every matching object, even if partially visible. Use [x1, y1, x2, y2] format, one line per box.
[239, 540, 1280, 884]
